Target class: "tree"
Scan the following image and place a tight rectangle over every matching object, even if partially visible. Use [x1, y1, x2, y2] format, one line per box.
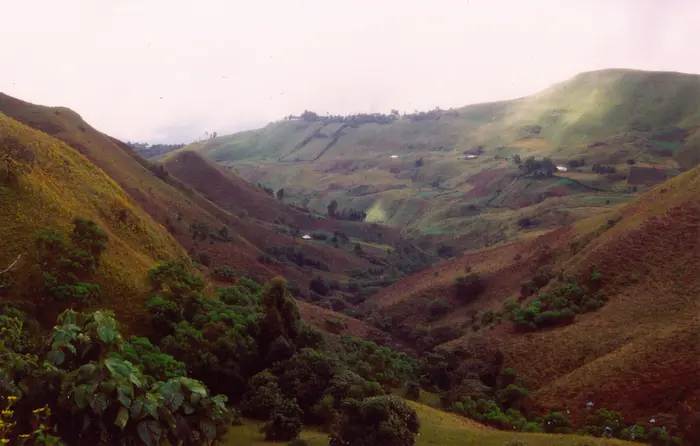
[327, 200, 338, 217]
[333, 396, 420, 446]
[512, 154, 521, 165]
[276, 188, 285, 201]
[415, 157, 424, 168]
[541, 157, 556, 176]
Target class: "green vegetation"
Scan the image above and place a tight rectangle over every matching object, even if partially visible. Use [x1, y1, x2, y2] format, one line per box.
[35, 217, 107, 304]
[508, 268, 608, 331]
[2, 221, 429, 445]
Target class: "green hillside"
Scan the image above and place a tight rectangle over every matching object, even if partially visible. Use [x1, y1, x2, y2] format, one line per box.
[179, 69, 700, 252]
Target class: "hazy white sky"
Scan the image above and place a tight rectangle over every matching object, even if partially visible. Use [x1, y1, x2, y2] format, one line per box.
[1, 0, 699, 143]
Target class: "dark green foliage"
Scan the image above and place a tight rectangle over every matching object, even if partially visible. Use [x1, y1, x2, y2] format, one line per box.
[453, 397, 527, 430]
[481, 309, 495, 326]
[404, 381, 420, 401]
[213, 265, 236, 282]
[0, 309, 232, 446]
[112, 336, 186, 383]
[288, 439, 309, 446]
[260, 397, 304, 441]
[335, 336, 417, 387]
[510, 273, 607, 331]
[241, 371, 285, 419]
[147, 260, 205, 296]
[34, 218, 108, 304]
[568, 158, 586, 168]
[495, 384, 530, 409]
[454, 273, 485, 301]
[543, 412, 573, 434]
[334, 396, 420, 446]
[519, 156, 555, 176]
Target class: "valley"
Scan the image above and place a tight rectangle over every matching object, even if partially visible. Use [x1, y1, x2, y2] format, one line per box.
[0, 68, 698, 446]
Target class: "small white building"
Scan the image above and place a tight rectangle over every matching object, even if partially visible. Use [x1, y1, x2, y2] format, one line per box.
[556, 165, 568, 172]
[390, 155, 399, 159]
[301, 234, 312, 240]
[466, 154, 478, 159]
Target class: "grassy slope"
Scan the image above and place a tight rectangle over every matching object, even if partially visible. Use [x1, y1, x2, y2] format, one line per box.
[365, 165, 700, 426]
[187, 69, 700, 169]
[0, 112, 185, 327]
[229, 400, 637, 446]
[180, 69, 700, 248]
[0, 93, 359, 291]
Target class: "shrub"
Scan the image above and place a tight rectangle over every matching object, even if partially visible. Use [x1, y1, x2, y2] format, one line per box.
[334, 396, 419, 446]
[404, 381, 421, 401]
[213, 265, 236, 282]
[260, 397, 303, 441]
[543, 412, 573, 434]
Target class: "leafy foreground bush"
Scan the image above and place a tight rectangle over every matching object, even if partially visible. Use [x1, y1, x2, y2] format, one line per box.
[0, 309, 232, 446]
[332, 396, 420, 446]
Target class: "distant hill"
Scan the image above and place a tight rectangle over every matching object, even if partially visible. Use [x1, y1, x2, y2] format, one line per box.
[181, 68, 700, 253]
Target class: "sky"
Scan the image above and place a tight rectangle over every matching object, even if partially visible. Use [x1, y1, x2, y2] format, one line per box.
[1, 0, 699, 143]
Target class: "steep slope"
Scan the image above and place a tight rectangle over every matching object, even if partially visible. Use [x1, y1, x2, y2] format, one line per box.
[0, 112, 185, 326]
[179, 69, 700, 252]
[0, 93, 369, 289]
[364, 165, 700, 435]
[163, 150, 313, 225]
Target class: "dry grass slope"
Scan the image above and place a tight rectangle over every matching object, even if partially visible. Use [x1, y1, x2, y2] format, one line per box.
[0, 112, 185, 327]
[364, 166, 700, 430]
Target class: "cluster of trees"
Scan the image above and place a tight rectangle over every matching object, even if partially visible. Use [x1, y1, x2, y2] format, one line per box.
[1, 220, 689, 445]
[516, 156, 557, 177]
[285, 106, 459, 126]
[0, 219, 426, 445]
[34, 217, 108, 304]
[326, 200, 367, 222]
[568, 158, 586, 168]
[505, 267, 607, 331]
[287, 110, 397, 125]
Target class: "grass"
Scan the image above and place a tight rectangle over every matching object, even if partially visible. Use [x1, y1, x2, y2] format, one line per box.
[227, 400, 638, 446]
[0, 112, 186, 328]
